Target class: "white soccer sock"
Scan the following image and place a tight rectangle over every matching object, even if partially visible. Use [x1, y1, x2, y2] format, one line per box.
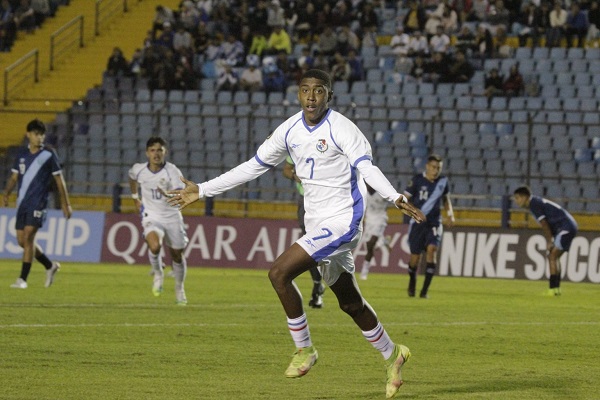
[148, 252, 163, 275]
[287, 314, 312, 349]
[361, 259, 371, 272]
[172, 258, 187, 291]
[362, 322, 395, 360]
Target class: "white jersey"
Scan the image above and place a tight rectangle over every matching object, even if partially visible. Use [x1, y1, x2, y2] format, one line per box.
[199, 109, 402, 235]
[129, 162, 185, 220]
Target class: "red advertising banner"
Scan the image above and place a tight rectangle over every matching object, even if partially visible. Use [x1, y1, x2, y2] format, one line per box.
[101, 213, 411, 271]
[101, 214, 599, 283]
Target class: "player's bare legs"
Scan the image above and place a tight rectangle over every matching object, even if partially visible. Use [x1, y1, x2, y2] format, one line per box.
[269, 244, 319, 378]
[407, 253, 421, 297]
[146, 231, 164, 296]
[331, 271, 410, 398]
[360, 235, 379, 280]
[169, 247, 187, 305]
[269, 243, 317, 318]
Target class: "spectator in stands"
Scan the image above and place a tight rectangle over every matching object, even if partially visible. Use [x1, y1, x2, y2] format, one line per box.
[466, 0, 489, 22]
[408, 30, 429, 57]
[13, 0, 35, 33]
[276, 49, 300, 83]
[409, 55, 426, 82]
[565, 2, 589, 47]
[173, 25, 195, 60]
[216, 59, 240, 92]
[356, 1, 379, 36]
[429, 25, 451, 54]
[173, 59, 197, 90]
[483, 67, 505, 104]
[30, 0, 49, 27]
[455, 25, 477, 57]
[423, 51, 449, 83]
[220, 32, 245, 66]
[155, 21, 175, 49]
[196, 0, 212, 16]
[312, 50, 329, 70]
[513, 2, 544, 47]
[267, 0, 285, 28]
[502, 63, 524, 97]
[211, 2, 235, 36]
[193, 21, 210, 55]
[284, 3, 298, 39]
[390, 25, 410, 56]
[179, 1, 200, 32]
[337, 24, 360, 56]
[249, 0, 269, 33]
[347, 49, 364, 85]
[547, 1, 567, 47]
[129, 48, 143, 77]
[317, 25, 338, 57]
[444, 50, 474, 83]
[587, 0, 600, 46]
[0, 0, 17, 52]
[537, 1, 553, 44]
[266, 24, 292, 55]
[262, 62, 287, 95]
[298, 46, 314, 69]
[315, 2, 333, 35]
[475, 24, 494, 59]
[153, 5, 174, 37]
[295, 1, 316, 42]
[403, 0, 427, 33]
[441, 2, 459, 34]
[106, 47, 129, 77]
[240, 54, 263, 92]
[248, 27, 268, 57]
[330, 51, 351, 83]
[331, 0, 354, 28]
[486, 0, 511, 34]
[495, 26, 514, 58]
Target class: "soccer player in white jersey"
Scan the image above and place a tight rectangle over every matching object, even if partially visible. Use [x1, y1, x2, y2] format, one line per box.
[3, 119, 71, 289]
[358, 183, 391, 281]
[128, 137, 189, 305]
[166, 69, 425, 398]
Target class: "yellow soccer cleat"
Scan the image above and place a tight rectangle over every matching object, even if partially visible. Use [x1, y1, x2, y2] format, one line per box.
[284, 346, 318, 378]
[385, 344, 411, 399]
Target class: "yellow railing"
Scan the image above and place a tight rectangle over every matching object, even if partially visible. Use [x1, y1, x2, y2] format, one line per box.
[3, 49, 39, 106]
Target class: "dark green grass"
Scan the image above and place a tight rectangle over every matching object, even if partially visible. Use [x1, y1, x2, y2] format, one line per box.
[1, 260, 598, 399]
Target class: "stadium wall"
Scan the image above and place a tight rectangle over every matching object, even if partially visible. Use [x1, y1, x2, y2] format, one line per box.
[1, 208, 598, 283]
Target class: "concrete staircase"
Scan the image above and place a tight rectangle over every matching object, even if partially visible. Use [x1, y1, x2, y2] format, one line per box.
[0, 0, 179, 148]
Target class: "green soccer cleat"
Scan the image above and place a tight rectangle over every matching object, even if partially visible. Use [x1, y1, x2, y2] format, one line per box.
[284, 346, 318, 378]
[385, 344, 411, 399]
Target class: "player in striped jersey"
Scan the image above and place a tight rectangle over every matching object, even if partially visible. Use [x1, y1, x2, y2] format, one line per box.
[3, 119, 71, 289]
[166, 69, 425, 398]
[404, 154, 455, 299]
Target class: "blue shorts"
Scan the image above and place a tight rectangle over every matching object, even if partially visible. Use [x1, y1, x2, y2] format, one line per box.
[554, 229, 577, 252]
[15, 209, 47, 230]
[408, 221, 442, 255]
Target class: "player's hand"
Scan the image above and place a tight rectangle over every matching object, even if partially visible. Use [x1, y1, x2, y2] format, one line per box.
[395, 195, 425, 223]
[163, 176, 201, 210]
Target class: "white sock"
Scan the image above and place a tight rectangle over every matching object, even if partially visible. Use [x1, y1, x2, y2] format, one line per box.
[172, 258, 187, 291]
[362, 259, 371, 272]
[287, 314, 312, 349]
[362, 322, 395, 360]
[148, 252, 163, 275]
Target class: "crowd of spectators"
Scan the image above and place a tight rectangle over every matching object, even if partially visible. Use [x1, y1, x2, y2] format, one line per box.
[0, 0, 65, 52]
[102, 0, 599, 95]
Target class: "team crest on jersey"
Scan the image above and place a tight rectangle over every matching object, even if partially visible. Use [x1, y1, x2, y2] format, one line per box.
[316, 139, 328, 153]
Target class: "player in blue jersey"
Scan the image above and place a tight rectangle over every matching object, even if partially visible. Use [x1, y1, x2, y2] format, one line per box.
[2, 119, 72, 289]
[513, 186, 578, 296]
[404, 154, 455, 299]
[283, 156, 326, 308]
[165, 69, 425, 399]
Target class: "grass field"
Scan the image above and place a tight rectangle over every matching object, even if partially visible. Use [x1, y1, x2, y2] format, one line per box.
[1, 260, 599, 400]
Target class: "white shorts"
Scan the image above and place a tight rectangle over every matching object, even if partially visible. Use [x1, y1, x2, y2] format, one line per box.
[364, 214, 387, 239]
[297, 220, 361, 286]
[142, 215, 189, 250]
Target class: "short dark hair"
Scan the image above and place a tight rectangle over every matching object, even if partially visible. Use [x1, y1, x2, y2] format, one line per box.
[428, 154, 443, 163]
[514, 185, 531, 197]
[26, 119, 46, 134]
[146, 136, 167, 149]
[301, 69, 332, 92]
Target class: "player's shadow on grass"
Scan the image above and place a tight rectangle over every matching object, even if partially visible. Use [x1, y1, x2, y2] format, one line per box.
[423, 377, 568, 398]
